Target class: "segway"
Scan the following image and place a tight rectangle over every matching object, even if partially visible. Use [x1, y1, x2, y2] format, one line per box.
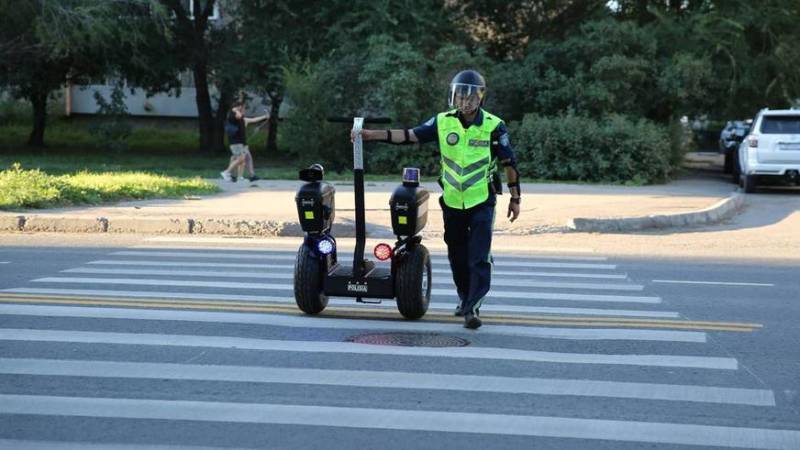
[292, 116, 432, 319]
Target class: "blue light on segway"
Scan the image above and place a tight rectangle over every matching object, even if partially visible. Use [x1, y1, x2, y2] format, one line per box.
[402, 167, 420, 186]
[317, 237, 335, 255]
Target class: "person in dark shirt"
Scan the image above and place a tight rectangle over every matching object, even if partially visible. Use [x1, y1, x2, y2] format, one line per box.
[221, 102, 268, 182]
[352, 70, 521, 329]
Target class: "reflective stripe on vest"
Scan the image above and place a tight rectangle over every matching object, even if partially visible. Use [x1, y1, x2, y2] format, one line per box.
[437, 109, 502, 209]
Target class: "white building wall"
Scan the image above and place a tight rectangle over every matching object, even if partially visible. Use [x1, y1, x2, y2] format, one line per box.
[68, 84, 200, 118]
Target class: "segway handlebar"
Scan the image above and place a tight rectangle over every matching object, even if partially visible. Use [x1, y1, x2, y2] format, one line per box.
[327, 117, 391, 124]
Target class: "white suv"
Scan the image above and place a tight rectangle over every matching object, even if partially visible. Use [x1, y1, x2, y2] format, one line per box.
[737, 108, 800, 192]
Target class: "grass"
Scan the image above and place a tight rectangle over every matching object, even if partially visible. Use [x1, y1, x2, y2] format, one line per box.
[0, 164, 220, 210]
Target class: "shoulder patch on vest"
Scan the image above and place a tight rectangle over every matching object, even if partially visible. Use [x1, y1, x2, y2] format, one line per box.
[446, 132, 459, 145]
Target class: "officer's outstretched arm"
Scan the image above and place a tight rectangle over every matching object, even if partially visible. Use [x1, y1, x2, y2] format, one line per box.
[354, 129, 418, 144]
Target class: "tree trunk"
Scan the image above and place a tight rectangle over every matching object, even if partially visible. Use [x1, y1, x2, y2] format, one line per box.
[193, 63, 218, 154]
[193, 62, 233, 154]
[214, 89, 233, 152]
[28, 92, 48, 147]
[266, 93, 283, 155]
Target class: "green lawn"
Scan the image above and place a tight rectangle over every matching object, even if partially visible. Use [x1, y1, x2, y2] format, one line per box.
[0, 164, 221, 210]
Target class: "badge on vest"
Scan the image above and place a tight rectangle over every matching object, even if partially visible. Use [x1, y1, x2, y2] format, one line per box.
[446, 133, 459, 145]
[468, 139, 490, 147]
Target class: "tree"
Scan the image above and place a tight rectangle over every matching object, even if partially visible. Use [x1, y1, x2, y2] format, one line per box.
[451, 0, 608, 59]
[154, 0, 242, 153]
[0, 0, 108, 147]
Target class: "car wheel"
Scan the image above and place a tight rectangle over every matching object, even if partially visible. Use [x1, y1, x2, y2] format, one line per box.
[723, 152, 734, 174]
[742, 174, 757, 193]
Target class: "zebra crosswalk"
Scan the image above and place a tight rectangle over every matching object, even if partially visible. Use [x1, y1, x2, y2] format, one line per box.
[0, 242, 796, 449]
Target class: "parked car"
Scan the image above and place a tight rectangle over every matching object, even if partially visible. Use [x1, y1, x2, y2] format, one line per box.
[737, 108, 800, 192]
[719, 120, 751, 175]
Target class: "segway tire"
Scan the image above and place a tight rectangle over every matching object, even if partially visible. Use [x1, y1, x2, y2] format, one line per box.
[294, 244, 328, 314]
[395, 244, 431, 320]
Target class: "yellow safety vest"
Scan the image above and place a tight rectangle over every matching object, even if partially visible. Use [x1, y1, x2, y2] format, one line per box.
[437, 109, 501, 209]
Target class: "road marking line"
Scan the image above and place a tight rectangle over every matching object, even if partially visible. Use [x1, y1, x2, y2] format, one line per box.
[0, 328, 739, 369]
[0, 440, 236, 450]
[29, 277, 660, 303]
[0, 304, 707, 342]
[0, 289, 678, 318]
[0, 262, 9, 264]
[139, 239, 604, 257]
[89, 260, 629, 279]
[0, 296, 754, 331]
[61, 268, 642, 291]
[113, 251, 618, 270]
[652, 280, 775, 287]
[0, 358, 774, 405]
[5, 395, 798, 447]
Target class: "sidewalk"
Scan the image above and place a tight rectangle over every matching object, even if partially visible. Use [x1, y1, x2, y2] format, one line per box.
[0, 169, 742, 236]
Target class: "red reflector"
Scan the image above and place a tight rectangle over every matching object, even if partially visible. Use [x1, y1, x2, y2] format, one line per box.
[373, 243, 393, 261]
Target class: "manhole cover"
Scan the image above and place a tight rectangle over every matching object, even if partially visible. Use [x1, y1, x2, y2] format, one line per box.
[346, 332, 470, 348]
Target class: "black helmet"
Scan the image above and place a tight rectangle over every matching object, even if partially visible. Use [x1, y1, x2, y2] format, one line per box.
[449, 70, 486, 114]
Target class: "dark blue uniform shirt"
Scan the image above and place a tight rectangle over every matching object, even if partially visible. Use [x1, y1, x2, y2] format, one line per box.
[412, 109, 516, 165]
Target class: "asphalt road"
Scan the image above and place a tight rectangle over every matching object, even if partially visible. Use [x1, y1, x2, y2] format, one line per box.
[0, 233, 798, 449]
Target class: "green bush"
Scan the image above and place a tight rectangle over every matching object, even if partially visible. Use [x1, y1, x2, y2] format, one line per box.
[365, 142, 440, 177]
[512, 112, 672, 184]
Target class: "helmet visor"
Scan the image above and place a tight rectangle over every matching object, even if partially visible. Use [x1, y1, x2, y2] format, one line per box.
[449, 83, 485, 113]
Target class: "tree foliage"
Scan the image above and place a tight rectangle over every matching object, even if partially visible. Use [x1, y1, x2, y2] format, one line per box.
[0, 0, 111, 146]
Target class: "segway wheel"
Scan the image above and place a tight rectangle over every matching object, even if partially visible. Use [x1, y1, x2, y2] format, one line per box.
[395, 244, 431, 320]
[294, 244, 328, 314]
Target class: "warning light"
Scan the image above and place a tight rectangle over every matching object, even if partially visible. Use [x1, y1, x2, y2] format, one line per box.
[373, 243, 393, 261]
[317, 237, 335, 255]
[402, 167, 420, 187]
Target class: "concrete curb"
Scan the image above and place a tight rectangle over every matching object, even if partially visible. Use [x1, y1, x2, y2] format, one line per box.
[0, 215, 389, 237]
[1, 193, 745, 235]
[566, 193, 745, 233]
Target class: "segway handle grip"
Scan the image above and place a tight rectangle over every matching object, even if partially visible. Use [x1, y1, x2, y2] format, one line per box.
[327, 117, 391, 124]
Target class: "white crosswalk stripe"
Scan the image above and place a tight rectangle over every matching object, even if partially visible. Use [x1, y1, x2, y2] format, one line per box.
[61, 267, 644, 291]
[2, 395, 798, 448]
[0, 244, 791, 449]
[0, 358, 772, 405]
[0, 328, 736, 369]
[113, 250, 618, 269]
[88, 259, 629, 279]
[0, 304, 706, 342]
[29, 277, 661, 304]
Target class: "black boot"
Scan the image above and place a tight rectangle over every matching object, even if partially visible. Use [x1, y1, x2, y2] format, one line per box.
[464, 312, 482, 329]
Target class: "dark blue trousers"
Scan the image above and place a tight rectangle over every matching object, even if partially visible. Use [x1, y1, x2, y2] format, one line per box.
[440, 197, 495, 315]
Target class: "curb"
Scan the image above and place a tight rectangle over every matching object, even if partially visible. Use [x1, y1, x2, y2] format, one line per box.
[566, 193, 745, 233]
[1, 193, 745, 236]
[0, 215, 394, 238]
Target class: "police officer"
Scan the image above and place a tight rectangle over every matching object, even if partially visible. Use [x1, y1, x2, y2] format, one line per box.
[354, 69, 521, 329]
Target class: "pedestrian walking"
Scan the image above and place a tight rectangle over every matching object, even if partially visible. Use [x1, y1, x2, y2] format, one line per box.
[221, 102, 268, 182]
[352, 69, 521, 329]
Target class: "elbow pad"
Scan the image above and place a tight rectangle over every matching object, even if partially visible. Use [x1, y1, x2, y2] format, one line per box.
[385, 129, 412, 145]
